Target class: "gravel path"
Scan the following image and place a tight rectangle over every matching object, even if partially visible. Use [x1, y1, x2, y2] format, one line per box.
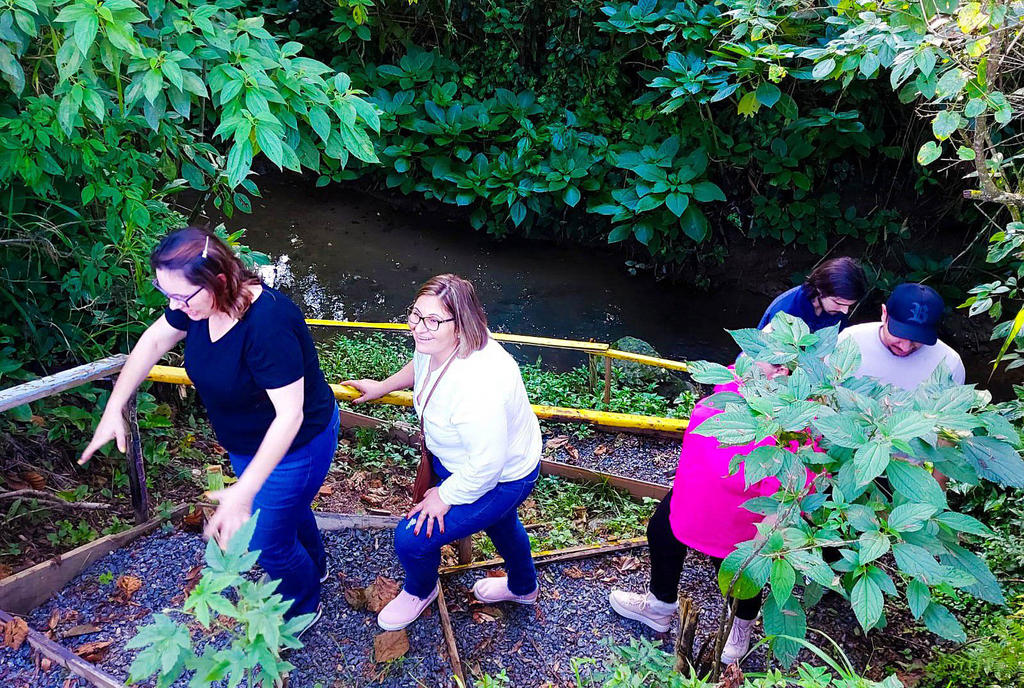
[0, 527, 452, 688]
[542, 431, 679, 486]
[443, 548, 768, 686]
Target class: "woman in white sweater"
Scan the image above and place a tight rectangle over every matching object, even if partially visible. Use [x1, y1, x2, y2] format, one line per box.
[344, 274, 542, 630]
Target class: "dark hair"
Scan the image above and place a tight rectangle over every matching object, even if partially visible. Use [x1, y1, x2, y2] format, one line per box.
[150, 227, 261, 318]
[804, 256, 868, 302]
[415, 274, 489, 357]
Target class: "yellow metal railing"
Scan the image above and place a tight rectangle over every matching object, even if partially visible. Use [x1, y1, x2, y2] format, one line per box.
[306, 318, 688, 404]
[146, 365, 689, 436]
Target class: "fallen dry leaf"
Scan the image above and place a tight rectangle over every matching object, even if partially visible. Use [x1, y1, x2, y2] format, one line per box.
[343, 587, 368, 611]
[62, 624, 102, 639]
[21, 471, 46, 491]
[0, 563, 11, 580]
[318, 484, 334, 497]
[40, 657, 52, 672]
[374, 630, 409, 663]
[74, 639, 113, 664]
[182, 507, 204, 532]
[47, 608, 60, 632]
[485, 569, 506, 578]
[612, 555, 641, 573]
[2, 617, 29, 651]
[564, 566, 585, 579]
[471, 606, 504, 623]
[565, 444, 580, 462]
[365, 576, 400, 613]
[182, 565, 203, 596]
[544, 436, 569, 451]
[719, 662, 744, 688]
[115, 575, 142, 602]
[4, 473, 29, 491]
[593, 444, 609, 456]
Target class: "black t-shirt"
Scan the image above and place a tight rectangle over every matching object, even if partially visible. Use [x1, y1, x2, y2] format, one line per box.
[164, 286, 336, 456]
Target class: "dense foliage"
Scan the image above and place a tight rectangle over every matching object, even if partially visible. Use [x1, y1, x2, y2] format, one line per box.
[687, 312, 1024, 665]
[0, 0, 377, 369]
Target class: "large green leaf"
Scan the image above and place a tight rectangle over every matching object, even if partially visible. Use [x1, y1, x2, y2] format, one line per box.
[961, 436, 1024, 487]
[922, 602, 966, 642]
[851, 573, 884, 630]
[886, 460, 946, 509]
[762, 595, 806, 666]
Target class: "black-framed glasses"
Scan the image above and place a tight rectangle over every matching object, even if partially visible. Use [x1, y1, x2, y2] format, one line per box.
[407, 308, 455, 332]
[152, 278, 204, 307]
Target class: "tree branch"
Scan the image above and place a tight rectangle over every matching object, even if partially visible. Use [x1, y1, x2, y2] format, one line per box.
[0, 490, 111, 511]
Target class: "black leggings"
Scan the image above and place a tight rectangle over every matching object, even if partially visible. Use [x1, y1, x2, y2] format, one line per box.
[648, 489, 762, 621]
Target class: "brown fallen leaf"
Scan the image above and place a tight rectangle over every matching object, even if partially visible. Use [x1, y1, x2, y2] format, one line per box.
[62, 624, 102, 639]
[47, 608, 60, 632]
[365, 576, 400, 613]
[719, 662, 744, 688]
[40, 657, 52, 672]
[612, 555, 640, 573]
[343, 587, 368, 610]
[544, 436, 569, 451]
[182, 565, 204, 596]
[485, 568, 506, 578]
[318, 484, 334, 496]
[565, 444, 580, 462]
[75, 639, 113, 664]
[2, 617, 29, 651]
[374, 630, 409, 663]
[0, 563, 11, 580]
[4, 473, 29, 491]
[115, 575, 142, 602]
[593, 444, 609, 456]
[21, 471, 46, 491]
[182, 506, 204, 532]
[564, 566, 585, 579]
[471, 606, 504, 623]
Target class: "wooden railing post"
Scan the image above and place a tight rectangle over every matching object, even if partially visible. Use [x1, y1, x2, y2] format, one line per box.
[457, 537, 473, 565]
[122, 392, 150, 524]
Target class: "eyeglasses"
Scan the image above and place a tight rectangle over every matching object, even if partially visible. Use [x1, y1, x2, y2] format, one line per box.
[152, 279, 204, 307]
[407, 309, 455, 332]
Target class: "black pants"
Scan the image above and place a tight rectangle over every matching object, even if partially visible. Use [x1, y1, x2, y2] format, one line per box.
[648, 489, 763, 621]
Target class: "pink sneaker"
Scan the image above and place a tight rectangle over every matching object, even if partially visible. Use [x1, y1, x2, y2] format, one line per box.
[377, 583, 439, 631]
[471, 576, 539, 605]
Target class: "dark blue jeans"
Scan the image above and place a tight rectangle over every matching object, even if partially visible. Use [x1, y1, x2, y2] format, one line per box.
[229, 404, 339, 619]
[394, 456, 540, 599]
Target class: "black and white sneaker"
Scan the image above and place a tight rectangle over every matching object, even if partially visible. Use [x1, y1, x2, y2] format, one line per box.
[259, 562, 330, 586]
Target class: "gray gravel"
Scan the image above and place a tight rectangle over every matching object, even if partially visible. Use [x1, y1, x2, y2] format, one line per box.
[444, 548, 767, 687]
[0, 527, 452, 688]
[543, 430, 679, 486]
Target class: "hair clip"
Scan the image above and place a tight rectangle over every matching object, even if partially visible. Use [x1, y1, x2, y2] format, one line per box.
[202, 236, 210, 259]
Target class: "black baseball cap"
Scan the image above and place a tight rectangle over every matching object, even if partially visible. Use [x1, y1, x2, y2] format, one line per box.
[885, 283, 944, 345]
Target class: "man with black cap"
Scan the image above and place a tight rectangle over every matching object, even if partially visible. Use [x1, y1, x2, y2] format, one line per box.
[838, 283, 965, 391]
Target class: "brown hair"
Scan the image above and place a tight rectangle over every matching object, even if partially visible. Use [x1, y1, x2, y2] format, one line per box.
[150, 227, 261, 318]
[415, 274, 489, 357]
[805, 256, 868, 302]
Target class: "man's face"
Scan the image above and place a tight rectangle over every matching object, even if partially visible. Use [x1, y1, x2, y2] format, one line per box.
[880, 305, 924, 357]
[819, 295, 858, 316]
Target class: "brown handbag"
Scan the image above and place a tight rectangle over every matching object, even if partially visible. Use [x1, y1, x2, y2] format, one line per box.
[411, 352, 458, 502]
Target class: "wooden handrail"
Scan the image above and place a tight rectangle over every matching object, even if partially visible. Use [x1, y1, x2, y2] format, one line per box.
[0, 355, 127, 413]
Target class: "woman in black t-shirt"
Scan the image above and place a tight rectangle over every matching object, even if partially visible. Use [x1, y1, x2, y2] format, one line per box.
[80, 227, 338, 632]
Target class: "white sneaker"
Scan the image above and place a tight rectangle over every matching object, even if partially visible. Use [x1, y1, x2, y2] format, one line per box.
[720, 617, 755, 665]
[608, 589, 676, 632]
[295, 603, 323, 640]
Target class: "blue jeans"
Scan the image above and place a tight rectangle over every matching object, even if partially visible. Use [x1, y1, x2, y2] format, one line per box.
[395, 456, 540, 598]
[229, 404, 339, 619]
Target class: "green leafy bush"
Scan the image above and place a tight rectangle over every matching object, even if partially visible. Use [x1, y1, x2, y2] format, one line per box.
[687, 312, 1022, 665]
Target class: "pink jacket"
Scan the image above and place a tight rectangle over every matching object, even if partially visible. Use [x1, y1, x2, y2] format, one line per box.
[668, 380, 810, 559]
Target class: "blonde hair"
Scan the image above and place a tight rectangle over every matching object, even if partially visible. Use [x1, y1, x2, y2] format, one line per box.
[415, 274, 489, 357]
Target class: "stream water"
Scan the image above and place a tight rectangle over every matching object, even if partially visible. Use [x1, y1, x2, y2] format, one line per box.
[219, 175, 1013, 395]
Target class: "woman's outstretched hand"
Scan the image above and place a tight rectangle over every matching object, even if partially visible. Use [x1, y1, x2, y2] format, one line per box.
[342, 379, 385, 404]
[407, 487, 451, 538]
[78, 410, 127, 466]
[204, 482, 256, 547]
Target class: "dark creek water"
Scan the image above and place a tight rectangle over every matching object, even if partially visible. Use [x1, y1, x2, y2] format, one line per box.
[222, 176, 765, 370]
[218, 175, 1013, 396]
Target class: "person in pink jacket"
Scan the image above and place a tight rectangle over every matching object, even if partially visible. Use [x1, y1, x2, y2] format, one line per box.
[609, 360, 791, 666]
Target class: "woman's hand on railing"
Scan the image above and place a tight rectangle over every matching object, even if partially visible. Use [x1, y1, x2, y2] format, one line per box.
[78, 410, 127, 465]
[342, 379, 386, 404]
